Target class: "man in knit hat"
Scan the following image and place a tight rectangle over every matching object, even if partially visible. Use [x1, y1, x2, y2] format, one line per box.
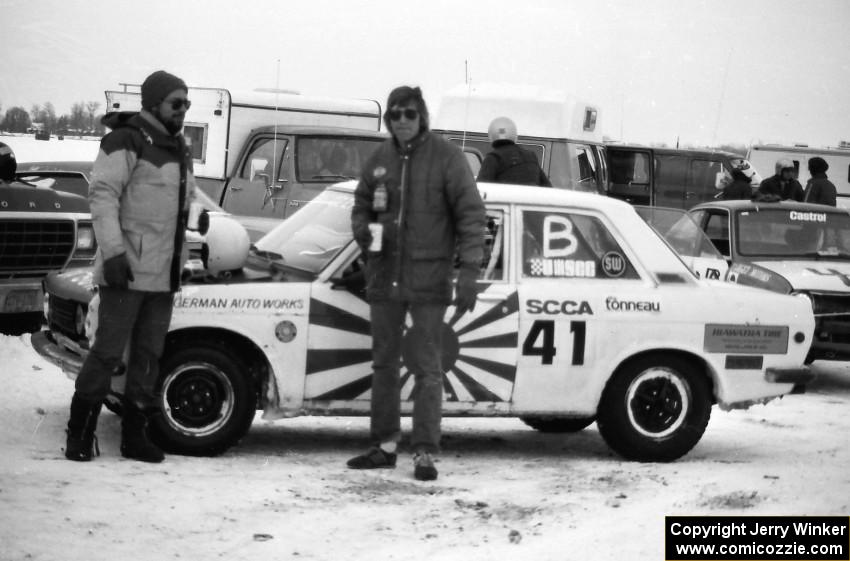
[64, 70, 201, 464]
[803, 157, 837, 206]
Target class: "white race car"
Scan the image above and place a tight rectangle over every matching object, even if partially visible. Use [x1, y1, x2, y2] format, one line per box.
[34, 182, 814, 462]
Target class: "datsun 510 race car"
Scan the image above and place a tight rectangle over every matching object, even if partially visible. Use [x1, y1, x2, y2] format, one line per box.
[33, 182, 816, 462]
[689, 200, 850, 362]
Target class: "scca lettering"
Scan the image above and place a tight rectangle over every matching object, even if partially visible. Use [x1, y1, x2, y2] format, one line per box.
[526, 299, 593, 315]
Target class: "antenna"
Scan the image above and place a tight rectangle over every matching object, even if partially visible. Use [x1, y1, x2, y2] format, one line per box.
[462, 59, 471, 150]
[711, 48, 733, 148]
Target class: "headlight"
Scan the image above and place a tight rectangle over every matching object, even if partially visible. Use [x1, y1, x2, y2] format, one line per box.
[76, 225, 95, 250]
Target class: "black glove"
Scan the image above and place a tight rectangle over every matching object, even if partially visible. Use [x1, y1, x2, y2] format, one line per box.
[103, 253, 134, 289]
[453, 268, 478, 316]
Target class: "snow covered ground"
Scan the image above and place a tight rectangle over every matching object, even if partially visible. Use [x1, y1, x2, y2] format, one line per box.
[1, 331, 849, 561]
[2, 134, 848, 560]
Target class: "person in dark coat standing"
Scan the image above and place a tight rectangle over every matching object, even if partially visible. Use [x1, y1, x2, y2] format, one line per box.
[348, 86, 486, 481]
[757, 158, 804, 201]
[804, 157, 837, 206]
[477, 117, 551, 186]
[720, 168, 753, 200]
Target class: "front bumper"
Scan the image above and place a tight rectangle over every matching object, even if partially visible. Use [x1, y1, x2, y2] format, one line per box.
[764, 366, 814, 385]
[31, 329, 84, 378]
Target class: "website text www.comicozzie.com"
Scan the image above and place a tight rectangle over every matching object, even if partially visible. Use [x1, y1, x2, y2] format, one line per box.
[665, 516, 849, 561]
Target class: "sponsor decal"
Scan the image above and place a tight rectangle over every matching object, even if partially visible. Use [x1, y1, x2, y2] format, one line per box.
[526, 299, 593, 315]
[704, 268, 722, 280]
[704, 324, 789, 354]
[528, 258, 596, 278]
[601, 251, 626, 278]
[806, 267, 850, 287]
[789, 211, 827, 223]
[729, 263, 772, 283]
[605, 296, 660, 312]
[174, 296, 304, 311]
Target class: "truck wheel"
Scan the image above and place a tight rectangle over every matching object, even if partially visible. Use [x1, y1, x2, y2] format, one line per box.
[150, 346, 256, 456]
[520, 416, 595, 433]
[596, 355, 711, 462]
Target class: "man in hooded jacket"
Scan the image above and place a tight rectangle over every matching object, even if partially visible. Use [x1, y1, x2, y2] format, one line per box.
[64, 70, 201, 463]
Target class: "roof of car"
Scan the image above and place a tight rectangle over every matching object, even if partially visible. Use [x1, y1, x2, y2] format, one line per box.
[16, 161, 94, 176]
[690, 199, 850, 213]
[251, 125, 388, 137]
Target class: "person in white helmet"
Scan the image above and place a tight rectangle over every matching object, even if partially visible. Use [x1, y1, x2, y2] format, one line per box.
[477, 117, 551, 187]
[756, 158, 804, 201]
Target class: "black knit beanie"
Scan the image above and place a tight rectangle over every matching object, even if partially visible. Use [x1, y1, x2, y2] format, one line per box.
[141, 70, 188, 110]
[808, 157, 829, 175]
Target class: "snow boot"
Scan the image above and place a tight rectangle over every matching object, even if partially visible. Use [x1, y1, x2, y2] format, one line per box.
[65, 393, 102, 461]
[120, 403, 165, 463]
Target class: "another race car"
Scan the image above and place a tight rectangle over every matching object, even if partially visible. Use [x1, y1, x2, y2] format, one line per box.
[689, 200, 850, 362]
[33, 182, 815, 462]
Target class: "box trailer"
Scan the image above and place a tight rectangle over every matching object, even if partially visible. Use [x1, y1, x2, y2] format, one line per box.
[747, 144, 850, 203]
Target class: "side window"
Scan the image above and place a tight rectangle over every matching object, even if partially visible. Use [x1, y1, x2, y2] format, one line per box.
[520, 210, 638, 280]
[183, 123, 208, 164]
[690, 158, 723, 201]
[654, 155, 689, 208]
[703, 212, 730, 256]
[464, 149, 483, 178]
[476, 210, 506, 281]
[239, 137, 288, 181]
[566, 143, 599, 189]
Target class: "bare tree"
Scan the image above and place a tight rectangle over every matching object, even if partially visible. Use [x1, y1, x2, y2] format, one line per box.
[70, 102, 87, 131]
[85, 101, 101, 131]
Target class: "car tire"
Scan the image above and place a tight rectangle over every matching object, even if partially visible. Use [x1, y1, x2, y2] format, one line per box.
[520, 416, 595, 433]
[149, 345, 256, 456]
[596, 354, 711, 462]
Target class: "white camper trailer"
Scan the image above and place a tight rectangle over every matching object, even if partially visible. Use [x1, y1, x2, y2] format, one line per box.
[747, 144, 850, 204]
[105, 86, 381, 183]
[432, 83, 606, 193]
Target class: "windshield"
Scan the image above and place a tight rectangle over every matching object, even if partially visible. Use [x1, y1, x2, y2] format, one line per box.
[737, 208, 850, 257]
[636, 206, 724, 260]
[253, 187, 354, 274]
[296, 136, 384, 182]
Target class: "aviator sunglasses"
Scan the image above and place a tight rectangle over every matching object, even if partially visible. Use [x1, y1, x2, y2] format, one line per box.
[168, 98, 192, 110]
[388, 107, 419, 121]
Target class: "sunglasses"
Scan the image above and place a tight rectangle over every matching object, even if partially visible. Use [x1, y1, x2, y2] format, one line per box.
[388, 108, 419, 121]
[168, 98, 192, 110]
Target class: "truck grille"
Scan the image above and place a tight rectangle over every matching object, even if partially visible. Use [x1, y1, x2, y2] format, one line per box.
[0, 220, 75, 277]
[49, 293, 88, 344]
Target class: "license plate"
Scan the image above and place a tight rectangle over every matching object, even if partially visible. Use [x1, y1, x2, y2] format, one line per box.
[3, 289, 41, 313]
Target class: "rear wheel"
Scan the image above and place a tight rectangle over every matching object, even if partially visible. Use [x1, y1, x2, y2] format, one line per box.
[520, 416, 595, 433]
[149, 345, 257, 456]
[596, 355, 711, 462]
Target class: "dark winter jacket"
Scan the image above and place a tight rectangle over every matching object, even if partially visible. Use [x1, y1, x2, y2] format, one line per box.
[757, 174, 804, 201]
[804, 173, 837, 206]
[90, 110, 197, 292]
[720, 178, 753, 200]
[351, 131, 486, 303]
[477, 141, 551, 186]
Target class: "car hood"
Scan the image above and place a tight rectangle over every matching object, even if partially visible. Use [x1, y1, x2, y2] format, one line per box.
[752, 259, 850, 292]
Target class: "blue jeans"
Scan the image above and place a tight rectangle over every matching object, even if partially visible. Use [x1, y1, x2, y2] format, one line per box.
[75, 287, 173, 408]
[369, 300, 446, 454]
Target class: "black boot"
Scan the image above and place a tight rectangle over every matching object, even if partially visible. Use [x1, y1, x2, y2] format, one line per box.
[120, 403, 165, 463]
[65, 393, 102, 461]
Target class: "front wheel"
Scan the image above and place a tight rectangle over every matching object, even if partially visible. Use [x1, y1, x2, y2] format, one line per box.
[596, 355, 711, 462]
[149, 345, 257, 456]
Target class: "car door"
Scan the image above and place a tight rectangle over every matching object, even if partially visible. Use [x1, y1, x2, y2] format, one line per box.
[301, 205, 519, 414]
[512, 206, 644, 414]
[222, 135, 292, 220]
[691, 208, 732, 259]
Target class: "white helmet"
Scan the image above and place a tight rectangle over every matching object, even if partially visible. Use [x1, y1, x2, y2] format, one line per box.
[775, 158, 795, 175]
[201, 214, 250, 275]
[488, 116, 518, 144]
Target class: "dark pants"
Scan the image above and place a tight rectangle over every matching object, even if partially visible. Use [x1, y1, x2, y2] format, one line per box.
[369, 300, 446, 454]
[75, 287, 174, 408]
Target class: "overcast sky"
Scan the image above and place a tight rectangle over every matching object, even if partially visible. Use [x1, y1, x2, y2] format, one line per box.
[3, 0, 849, 147]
